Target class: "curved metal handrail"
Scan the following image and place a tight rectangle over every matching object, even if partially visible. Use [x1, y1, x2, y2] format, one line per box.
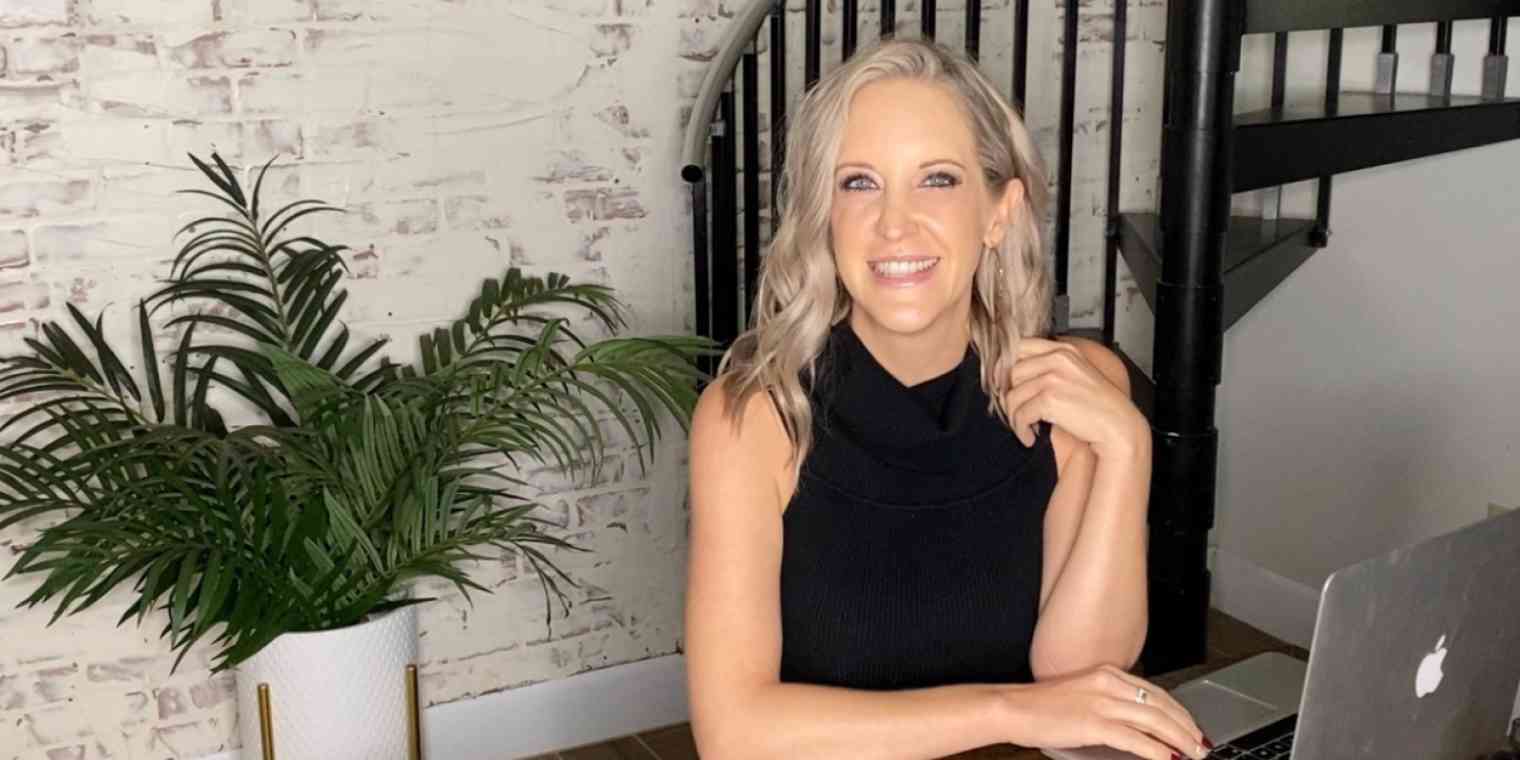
[679, 0, 777, 184]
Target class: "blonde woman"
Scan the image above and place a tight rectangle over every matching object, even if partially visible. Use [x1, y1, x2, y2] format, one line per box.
[684, 38, 1210, 760]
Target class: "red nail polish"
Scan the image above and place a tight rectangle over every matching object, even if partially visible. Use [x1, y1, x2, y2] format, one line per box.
[1204, 736, 1215, 749]
[1171, 754, 1181, 760]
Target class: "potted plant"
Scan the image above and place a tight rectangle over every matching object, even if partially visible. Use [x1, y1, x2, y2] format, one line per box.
[0, 153, 714, 759]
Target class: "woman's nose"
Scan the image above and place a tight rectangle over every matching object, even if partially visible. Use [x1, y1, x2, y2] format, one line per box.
[875, 191, 915, 240]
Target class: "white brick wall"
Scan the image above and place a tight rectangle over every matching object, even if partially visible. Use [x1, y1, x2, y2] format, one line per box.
[0, 0, 1163, 757]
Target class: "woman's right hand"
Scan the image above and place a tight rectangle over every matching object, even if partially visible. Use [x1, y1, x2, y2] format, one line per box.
[993, 663, 1212, 760]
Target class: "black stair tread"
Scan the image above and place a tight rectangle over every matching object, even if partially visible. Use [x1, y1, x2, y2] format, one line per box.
[1120, 213, 1315, 274]
[1244, 0, 1520, 35]
[1234, 91, 1520, 192]
[1059, 328, 1154, 421]
[1235, 91, 1520, 128]
[1113, 212, 1321, 331]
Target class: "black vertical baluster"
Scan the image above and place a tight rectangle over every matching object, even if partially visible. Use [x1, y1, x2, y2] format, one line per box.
[1261, 31, 1289, 223]
[1053, 0, 1078, 325]
[714, 85, 740, 350]
[692, 173, 712, 377]
[1312, 28, 1342, 247]
[771, 3, 787, 241]
[1485, 16, 1509, 99]
[1013, 0, 1029, 110]
[1436, 20, 1453, 53]
[1271, 32, 1288, 109]
[844, 0, 858, 59]
[882, 0, 896, 40]
[921, 0, 935, 40]
[743, 47, 762, 329]
[1102, 0, 1127, 345]
[964, 0, 981, 61]
[1377, 24, 1398, 96]
[805, 0, 821, 90]
[1433, 21, 1454, 98]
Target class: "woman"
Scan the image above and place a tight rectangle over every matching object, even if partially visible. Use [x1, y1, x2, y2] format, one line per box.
[684, 37, 1210, 760]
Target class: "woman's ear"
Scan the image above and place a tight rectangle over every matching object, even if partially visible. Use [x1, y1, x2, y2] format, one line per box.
[985, 179, 1026, 248]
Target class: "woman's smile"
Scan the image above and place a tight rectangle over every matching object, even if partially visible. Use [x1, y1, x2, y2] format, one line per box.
[868, 256, 941, 285]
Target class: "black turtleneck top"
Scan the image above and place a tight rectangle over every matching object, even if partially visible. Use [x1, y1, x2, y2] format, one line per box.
[778, 320, 1058, 690]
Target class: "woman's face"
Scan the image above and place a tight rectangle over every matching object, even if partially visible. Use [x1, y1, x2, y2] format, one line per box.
[830, 77, 1021, 342]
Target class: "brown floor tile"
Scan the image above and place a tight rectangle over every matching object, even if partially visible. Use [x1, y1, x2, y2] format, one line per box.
[557, 737, 657, 760]
[637, 723, 700, 760]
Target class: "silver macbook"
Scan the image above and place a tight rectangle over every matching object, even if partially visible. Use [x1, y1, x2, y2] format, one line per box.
[1045, 505, 1520, 760]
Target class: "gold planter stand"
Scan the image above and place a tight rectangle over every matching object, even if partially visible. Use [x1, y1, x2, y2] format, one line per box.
[254, 663, 425, 760]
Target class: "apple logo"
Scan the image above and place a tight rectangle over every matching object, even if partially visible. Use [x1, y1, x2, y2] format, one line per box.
[1415, 634, 1448, 698]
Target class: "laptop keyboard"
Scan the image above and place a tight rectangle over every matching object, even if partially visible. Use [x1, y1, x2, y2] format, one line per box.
[1205, 714, 1297, 760]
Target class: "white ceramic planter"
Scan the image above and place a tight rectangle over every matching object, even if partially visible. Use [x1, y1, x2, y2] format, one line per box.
[235, 605, 420, 760]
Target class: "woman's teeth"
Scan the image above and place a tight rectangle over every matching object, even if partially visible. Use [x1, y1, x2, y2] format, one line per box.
[870, 258, 937, 276]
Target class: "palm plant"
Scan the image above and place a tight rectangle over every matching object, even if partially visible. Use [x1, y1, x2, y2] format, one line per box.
[0, 153, 715, 673]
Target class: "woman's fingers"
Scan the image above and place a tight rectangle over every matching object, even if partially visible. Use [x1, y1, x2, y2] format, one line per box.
[1100, 699, 1209, 760]
[1090, 717, 1186, 760]
[1108, 672, 1206, 748]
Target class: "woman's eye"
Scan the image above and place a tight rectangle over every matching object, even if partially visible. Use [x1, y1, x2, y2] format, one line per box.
[925, 171, 960, 188]
[840, 174, 874, 191]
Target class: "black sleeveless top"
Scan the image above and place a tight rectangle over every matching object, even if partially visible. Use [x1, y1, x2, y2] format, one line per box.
[778, 320, 1058, 690]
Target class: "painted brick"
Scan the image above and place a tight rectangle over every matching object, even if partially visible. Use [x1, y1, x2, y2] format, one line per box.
[219, 0, 311, 24]
[6, 34, 81, 79]
[33, 217, 168, 263]
[305, 118, 410, 160]
[0, 81, 82, 121]
[85, 0, 213, 26]
[56, 118, 166, 165]
[0, 0, 70, 28]
[563, 187, 647, 222]
[0, 179, 89, 219]
[167, 29, 298, 69]
[79, 33, 157, 74]
[575, 487, 650, 526]
[590, 23, 635, 58]
[237, 69, 370, 115]
[543, 0, 617, 17]
[167, 118, 241, 161]
[534, 149, 614, 185]
[242, 118, 301, 159]
[443, 194, 512, 231]
[0, 277, 49, 318]
[0, 229, 27, 269]
[89, 72, 232, 117]
[348, 198, 439, 236]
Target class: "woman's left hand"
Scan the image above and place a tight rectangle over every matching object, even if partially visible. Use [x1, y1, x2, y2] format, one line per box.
[1004, 337, 1148, 459]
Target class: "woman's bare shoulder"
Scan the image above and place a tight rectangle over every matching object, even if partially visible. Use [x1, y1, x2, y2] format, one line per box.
[691, 375, 796, 513]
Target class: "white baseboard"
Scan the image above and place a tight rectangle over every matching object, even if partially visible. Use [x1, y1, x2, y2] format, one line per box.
[1209, 547, 1321, 650]
[200, 653, 690, 760]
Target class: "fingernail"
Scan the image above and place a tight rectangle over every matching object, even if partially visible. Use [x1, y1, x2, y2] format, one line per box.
[1171, 755, 1181, 760]
[1204, 737, 1215, 749]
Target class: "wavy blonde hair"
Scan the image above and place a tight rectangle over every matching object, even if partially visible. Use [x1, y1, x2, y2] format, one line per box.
[716, 36, 1052, 471]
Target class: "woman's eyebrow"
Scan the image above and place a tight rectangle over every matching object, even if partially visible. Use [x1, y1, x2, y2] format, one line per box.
[834, 158, 967, 172]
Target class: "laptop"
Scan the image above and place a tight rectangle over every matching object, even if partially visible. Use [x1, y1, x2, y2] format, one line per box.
[1045, 505, 1520, 760]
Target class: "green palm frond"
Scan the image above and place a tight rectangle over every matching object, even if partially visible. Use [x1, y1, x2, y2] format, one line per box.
[148, 152, 394, 421]
[0, 151, 721, 675]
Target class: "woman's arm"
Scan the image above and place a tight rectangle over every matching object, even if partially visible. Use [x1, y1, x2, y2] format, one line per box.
[684, 380, 1011, 760]
[1020, 338, 1152, 679]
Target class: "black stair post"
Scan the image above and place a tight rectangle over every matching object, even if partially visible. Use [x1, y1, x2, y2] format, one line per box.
[1141, 0, 1239, 675]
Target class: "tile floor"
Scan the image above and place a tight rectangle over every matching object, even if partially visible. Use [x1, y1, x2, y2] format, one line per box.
[523, 608, 1303, 760]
